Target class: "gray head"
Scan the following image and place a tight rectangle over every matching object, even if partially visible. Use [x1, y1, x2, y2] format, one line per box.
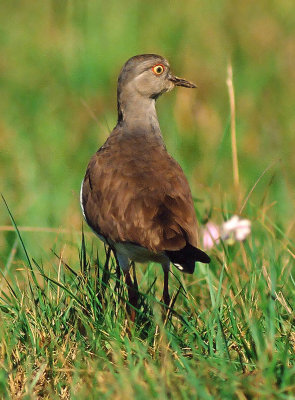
[117, 54, 196, 123]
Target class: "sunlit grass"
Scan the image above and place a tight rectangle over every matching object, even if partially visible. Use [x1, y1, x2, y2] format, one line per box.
[1, 1, 295, 398]
[0, 197, 294, 398]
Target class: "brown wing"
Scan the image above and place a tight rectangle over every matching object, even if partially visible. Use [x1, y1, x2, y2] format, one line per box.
[82, 132, 199, 253]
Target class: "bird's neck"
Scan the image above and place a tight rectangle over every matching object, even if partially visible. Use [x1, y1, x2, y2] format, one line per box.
[117, 89, 161, 135]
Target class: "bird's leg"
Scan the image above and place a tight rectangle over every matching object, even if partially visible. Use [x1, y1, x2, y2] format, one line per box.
[116, 253, 138, 320]
[162, 263, 171, 307]
[132, 261, 138, 292]
[102, 246, 111, 291]
[124, 270, 138, 322]
[115, 264, 121, 292]
[114, 254, 121, 292]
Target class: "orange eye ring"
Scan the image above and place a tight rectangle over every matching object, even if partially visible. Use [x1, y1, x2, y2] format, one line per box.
[152, 64, 165, 75]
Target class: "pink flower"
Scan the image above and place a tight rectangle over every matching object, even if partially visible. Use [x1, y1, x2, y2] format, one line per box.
[221, 215, 251, 242]
[203, 222, 220, 250]
[202, 215, 251, 249]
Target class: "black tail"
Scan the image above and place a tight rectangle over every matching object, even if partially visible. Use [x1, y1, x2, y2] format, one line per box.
[166, 243, 210, 274]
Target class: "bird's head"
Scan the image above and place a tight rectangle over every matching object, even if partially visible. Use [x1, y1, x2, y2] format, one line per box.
[118, 54, 196, 100]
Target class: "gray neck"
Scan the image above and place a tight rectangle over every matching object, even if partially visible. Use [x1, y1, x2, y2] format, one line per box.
[117, 86, 161, 135]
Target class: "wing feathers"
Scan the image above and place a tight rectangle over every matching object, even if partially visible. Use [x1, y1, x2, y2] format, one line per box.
[82, 134, 201, 254]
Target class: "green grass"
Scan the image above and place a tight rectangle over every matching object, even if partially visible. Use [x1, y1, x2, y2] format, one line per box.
[0, 198, 294, 398]
[1, 0, 295, 398]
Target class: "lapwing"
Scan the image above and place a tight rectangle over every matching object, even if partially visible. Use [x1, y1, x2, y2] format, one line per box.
[81, 54, 210, 311]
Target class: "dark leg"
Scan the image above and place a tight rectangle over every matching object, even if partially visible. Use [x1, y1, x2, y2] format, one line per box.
[124, 270, 138, 322]
[162, 267, 171, 307]
[132, 262, 138, 292]
[114, 258, 121, 292]
[102, 246, 111, 292]
[116, 253, 138, 321]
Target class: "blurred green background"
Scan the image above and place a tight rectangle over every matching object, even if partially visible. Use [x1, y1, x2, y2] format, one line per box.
[1, 0, 294, 262]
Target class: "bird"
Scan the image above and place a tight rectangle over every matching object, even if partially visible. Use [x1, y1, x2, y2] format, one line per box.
[80, 54, 210, 313]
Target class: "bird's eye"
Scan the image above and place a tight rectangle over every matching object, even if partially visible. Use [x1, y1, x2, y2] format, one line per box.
[152, 64, 165, 75]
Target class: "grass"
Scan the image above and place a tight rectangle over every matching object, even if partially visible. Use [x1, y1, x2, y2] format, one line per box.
[1, 1, 295, 398]
[0, 197, 294, 398]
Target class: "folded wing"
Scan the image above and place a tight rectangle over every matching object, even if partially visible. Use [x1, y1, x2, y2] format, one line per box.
[82, 134, 210, 270]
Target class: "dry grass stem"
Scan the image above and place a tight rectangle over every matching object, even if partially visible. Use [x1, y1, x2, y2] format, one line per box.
[227, 63, 240, 207]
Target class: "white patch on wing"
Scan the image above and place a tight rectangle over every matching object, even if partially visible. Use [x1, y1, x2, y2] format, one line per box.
[80, 179, 86, 220]
[174, 263, 184, 270]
